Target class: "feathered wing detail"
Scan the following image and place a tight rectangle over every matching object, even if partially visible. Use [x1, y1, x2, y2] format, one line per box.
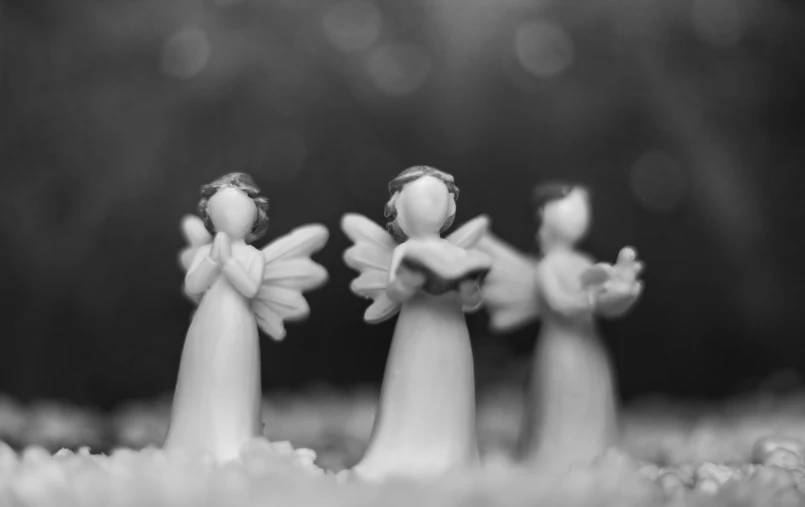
[178, 215, 213, 304]
[446, 214, 490, 250]
[341, 213, 400, 324]
[474, 232, 541, 332]
[252, 224, 329, 341]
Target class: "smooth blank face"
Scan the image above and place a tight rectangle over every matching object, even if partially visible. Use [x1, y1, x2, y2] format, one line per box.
[395, 175, 455, 238]
[541, 188, 591, 245]
[207, 187, 257, 240]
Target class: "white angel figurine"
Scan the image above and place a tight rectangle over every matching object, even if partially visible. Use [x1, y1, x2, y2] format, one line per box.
[475, 183, 644, 471]
[164, 172, 329, 462]
[341, 166, 492, 482]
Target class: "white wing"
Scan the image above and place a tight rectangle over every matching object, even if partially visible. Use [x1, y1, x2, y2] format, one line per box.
[178, 215, 213, 304]
[446, 215, 490, 249]
[474, 232, 541, 332]
[252, 224, 329, 341]
[341, 213, 400, 324]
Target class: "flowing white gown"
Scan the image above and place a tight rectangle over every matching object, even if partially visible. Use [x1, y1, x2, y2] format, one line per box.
[164, 245, 264, 460]
[342, 214, 491, 480]
[164, 216, 329, 461]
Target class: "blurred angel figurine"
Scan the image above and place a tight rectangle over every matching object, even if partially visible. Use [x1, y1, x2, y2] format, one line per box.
[476, 183, 643, 471]
[164, 172, 328, 462]
[341, 166, 492, 481]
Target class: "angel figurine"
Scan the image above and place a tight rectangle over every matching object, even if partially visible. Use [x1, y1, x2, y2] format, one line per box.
[476, 183, 644, 471]
[164, 172, 329, 462]
[340, 166, 492, 481]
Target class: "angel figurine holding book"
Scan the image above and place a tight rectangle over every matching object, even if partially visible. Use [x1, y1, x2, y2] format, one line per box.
[341, 166, 492, 481]
[476, 183, 643, 472]
[164, 172, 328, 462]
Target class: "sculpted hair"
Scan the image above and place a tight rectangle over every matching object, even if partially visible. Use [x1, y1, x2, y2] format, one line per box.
[384, 165, 460, 242]
[198, 172, 270, 243]
[533, 181, 589, 233]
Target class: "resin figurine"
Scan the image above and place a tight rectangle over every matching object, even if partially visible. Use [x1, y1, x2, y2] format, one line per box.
[164, 172, 329, 462]
[476, 183, 643, 471]
[341, 166, 492, 481]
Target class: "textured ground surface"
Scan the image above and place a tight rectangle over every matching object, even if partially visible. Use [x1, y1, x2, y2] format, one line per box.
[3, 388, 805, 506]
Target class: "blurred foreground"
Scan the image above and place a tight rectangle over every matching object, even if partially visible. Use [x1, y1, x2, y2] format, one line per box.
[4, 385, 805, 505]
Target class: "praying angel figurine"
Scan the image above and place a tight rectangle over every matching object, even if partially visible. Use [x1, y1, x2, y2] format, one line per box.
[341, 166, 492, 481]
[476, 183, 643, 471]
[165, 172, 329, 462]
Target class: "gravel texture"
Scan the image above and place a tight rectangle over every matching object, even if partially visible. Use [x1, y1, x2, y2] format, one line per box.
[3, 388, 805, 506]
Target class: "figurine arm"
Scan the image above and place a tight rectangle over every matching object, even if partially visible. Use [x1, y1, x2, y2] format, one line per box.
[386, 244, 425, 303]
[592, 282, 642, 318]
[185, 246, 220, 295]
[538, 265, 593, 318]
[387, 243, 406, 285]
[222, 251, 265, 299]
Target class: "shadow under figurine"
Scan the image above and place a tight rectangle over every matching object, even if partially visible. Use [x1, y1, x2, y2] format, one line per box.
[340, 166, 492, 482]
[475, 183, 644, 472]
[165, 172, 329, 462]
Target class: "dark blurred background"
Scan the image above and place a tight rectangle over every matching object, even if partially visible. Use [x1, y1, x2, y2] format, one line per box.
[1, 0, 804, 411]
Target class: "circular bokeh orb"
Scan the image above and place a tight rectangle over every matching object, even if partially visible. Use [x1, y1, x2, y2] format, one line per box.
[161, 27, 211, 79]
[630, 151, 687, 214]
[322, 0, 383, 53]
[366, 44, 430, 96]
[514, 20, 574, 79]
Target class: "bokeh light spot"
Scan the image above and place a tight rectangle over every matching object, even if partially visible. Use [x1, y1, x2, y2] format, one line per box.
[161, 28, 211, 79]
[691, 0, 745, 47]
[630, 152, 687, 214]
[514, 20, 574, 78]
[366, 45, 430, 96]
[260, 128, 307, 181]
[323, 0, 383, 53]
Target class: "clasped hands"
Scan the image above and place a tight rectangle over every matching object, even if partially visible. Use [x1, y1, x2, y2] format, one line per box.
[209, 232, 234, 267]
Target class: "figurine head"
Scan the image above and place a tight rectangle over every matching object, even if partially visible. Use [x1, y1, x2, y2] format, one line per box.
[198, 172, 270, 243]
[534, 182, 591, 250]
[384, 166, 459, 241]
